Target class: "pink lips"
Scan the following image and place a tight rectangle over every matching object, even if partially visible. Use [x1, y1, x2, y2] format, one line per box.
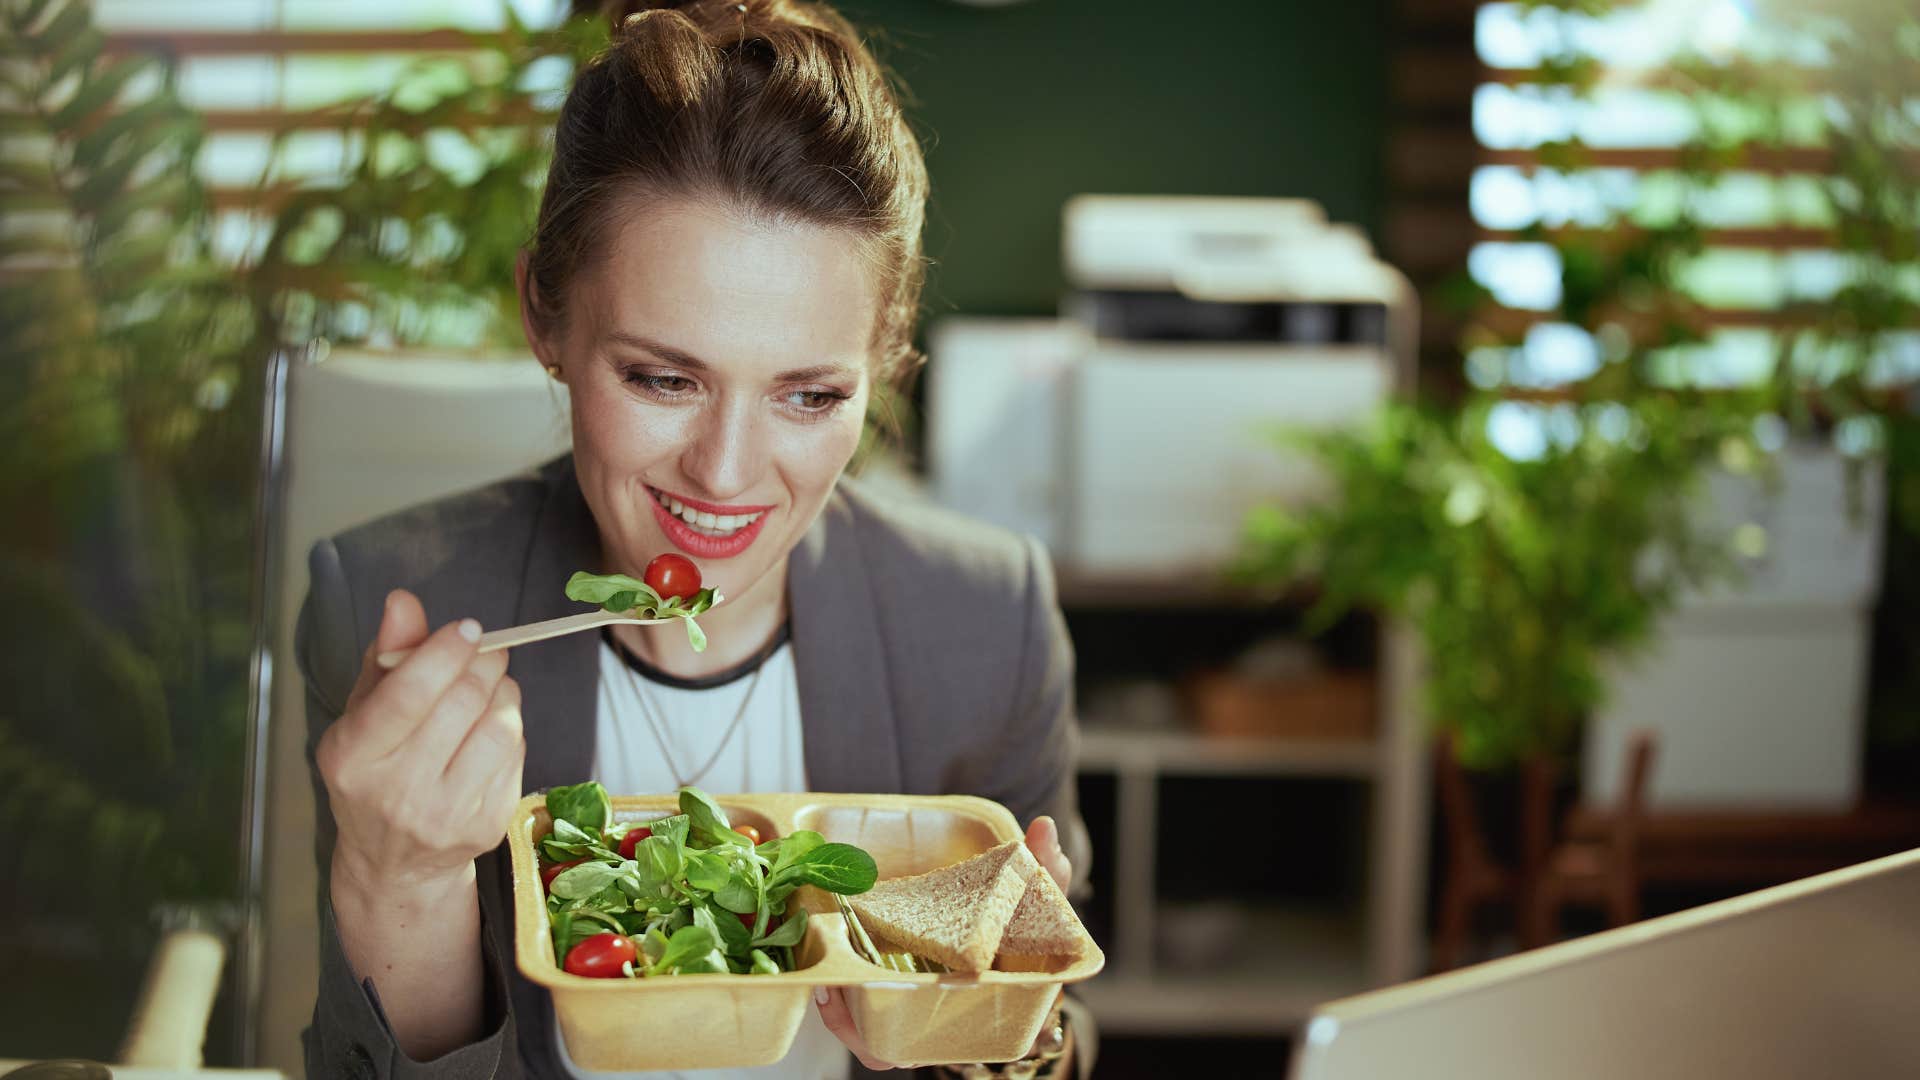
[647, 486, 773, 561]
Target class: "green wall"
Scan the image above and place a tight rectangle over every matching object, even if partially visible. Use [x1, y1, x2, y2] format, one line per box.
[831, 0, 1391, 319]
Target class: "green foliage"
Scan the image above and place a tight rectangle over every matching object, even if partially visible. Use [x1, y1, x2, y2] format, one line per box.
[0, 0, 260, 939]
[1261, 0, 1919, 770]
[248, 10, 609, 351]
[1238, 395, 1760, 769]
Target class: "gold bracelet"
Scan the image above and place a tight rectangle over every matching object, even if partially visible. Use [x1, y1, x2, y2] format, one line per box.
[937, 1007, 1068, 1080]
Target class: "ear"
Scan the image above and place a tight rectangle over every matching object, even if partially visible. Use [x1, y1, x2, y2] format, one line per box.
[515, 250, 560, 371]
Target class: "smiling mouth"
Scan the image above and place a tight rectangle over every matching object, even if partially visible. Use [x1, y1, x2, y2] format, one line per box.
[648, 487, 769, 539]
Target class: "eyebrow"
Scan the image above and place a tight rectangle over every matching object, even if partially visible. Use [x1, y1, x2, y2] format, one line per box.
[603, 330, 863, 383]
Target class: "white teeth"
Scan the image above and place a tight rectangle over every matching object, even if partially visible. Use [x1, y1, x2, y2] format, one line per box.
[653, 489, 764, 536]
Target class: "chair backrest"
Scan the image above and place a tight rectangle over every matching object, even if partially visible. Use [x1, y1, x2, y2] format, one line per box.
[1611, 730, 1659, 864]
[256, 351, 568, 1077]
[1435, 732, 1494, 871]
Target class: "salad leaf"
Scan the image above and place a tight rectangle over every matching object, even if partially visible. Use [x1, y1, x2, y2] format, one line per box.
[678, 788, 754, 849]
[700, 899, 754, 955]
[547, 782, 612, 837]
[750, 949, 779, 976]
[565, 572, 659, 609]
[675, 950, 730, 974]
[713, 867, 759, 914]
[551, 861, 627, 901]
[767, 843, 878, 896]
[684, 849, 732, 892]
[751, 906, 808, 949]
[635, 835, 684, 896]
[644, 813, 691, 850]
[569, 908, 628, 936]
[565, 571, 721, 653]
[640, 927, 669, 965]
[543, 818, 620, 863]
[648, 925, 717, 975]
[768, 830, 825, 875]
[551, 910, 574, 967]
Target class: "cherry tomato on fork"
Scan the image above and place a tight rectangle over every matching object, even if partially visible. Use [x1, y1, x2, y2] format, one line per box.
[644, 553, 702, 601]
[564, 932, 637, 978]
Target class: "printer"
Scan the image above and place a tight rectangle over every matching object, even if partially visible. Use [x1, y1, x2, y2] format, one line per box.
[928, 195, 1416, 578]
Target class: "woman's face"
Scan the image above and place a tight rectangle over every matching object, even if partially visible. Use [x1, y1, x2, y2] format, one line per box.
[526, 196, 878, 610]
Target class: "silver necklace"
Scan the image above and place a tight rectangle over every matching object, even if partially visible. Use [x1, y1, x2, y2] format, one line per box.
[617, 643, 766, 790]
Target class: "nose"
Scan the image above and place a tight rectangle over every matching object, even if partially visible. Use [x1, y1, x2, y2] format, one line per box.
[679, 394, 767, 501]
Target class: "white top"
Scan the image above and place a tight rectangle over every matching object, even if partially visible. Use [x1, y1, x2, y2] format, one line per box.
[554, 629, 849, 1080]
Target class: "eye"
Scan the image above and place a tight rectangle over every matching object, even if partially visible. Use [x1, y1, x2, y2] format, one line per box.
[625, 369, 698, 398]
[783, 388, 852, 413]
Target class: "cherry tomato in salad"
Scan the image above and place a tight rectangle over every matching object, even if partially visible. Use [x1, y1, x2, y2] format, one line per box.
[564, 932, 637, 978]
[738, 910, 758, 931]
[618, 826, 653, 860]
[644, 553, 702, 601]
[735, 824, 762, 845]
[541, 858, 585, 890]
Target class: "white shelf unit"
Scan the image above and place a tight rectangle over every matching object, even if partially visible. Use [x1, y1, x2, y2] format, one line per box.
[1073, 625, 1430, 1036]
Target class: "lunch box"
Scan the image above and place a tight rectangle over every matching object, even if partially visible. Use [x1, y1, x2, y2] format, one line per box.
[507, 791, 1105, 1070]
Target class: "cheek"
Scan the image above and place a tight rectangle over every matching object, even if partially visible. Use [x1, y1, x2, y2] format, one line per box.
[568, 377, 685, 470]
[772, 408, 865, 495]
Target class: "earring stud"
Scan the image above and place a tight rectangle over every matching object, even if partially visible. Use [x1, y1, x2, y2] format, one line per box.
[546, 363, 563, 381]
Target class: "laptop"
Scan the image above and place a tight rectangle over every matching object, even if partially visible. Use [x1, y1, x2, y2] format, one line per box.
[1290, 847, 1920, 1080]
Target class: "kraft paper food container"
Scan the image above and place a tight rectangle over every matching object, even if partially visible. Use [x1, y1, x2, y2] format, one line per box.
[509, 790, 1105, 1071]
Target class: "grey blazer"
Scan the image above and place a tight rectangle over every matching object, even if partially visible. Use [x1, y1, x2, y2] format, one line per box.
[297, 456, 1091, 1080]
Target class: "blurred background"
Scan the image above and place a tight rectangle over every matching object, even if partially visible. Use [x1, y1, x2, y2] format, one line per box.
[0, 0, 1915, 1076]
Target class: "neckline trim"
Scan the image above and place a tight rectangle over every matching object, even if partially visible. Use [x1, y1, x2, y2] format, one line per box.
[601, 623, 791, 691]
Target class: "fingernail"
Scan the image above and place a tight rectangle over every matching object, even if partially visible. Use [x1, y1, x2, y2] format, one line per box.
[384, 590, 398, 614]
[814, 986, 829, 1006]
[459, 619, 482, 642]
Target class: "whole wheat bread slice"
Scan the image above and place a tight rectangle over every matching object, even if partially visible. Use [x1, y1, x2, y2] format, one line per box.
[997, 864, 1086, 963]
[849, 838, 1039, 972]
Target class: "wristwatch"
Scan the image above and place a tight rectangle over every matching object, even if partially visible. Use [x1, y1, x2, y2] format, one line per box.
[936, 1006, 1070, 1080]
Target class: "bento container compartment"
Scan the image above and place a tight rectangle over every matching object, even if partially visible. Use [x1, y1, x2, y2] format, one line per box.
[508, 791, 1105, 1071]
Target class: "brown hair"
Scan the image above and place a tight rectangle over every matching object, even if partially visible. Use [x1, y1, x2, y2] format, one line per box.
[526, 0, 930, 388]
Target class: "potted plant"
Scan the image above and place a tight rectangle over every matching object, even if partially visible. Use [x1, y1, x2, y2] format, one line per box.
[1236, 390, 1759, 773]
[1493, 0, 1919, 809]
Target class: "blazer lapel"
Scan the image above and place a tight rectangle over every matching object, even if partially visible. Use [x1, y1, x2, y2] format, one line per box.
[509, 455, 602, 794]
[789, 482, 904, 794]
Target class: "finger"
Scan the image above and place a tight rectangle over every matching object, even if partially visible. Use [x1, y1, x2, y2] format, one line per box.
[348, 618, 483, 754]
[399, 648, 510, 772]
[443, 675, 525, 798]
[347, 590, 430, 707]
[1026, 816, 1071, 892]
[813, 987, 893, 1071]
[469, 737, 526, 845]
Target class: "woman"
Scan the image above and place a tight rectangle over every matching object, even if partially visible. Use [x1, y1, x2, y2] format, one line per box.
[298, 2, 1092, 1078]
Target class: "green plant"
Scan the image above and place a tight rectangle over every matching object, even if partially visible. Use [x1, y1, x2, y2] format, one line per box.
[246, 10, 607, 351]
[1238, 395, 1759, 770]
[0, 0, 261, 949]
[1247, 0, 1917, 772]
